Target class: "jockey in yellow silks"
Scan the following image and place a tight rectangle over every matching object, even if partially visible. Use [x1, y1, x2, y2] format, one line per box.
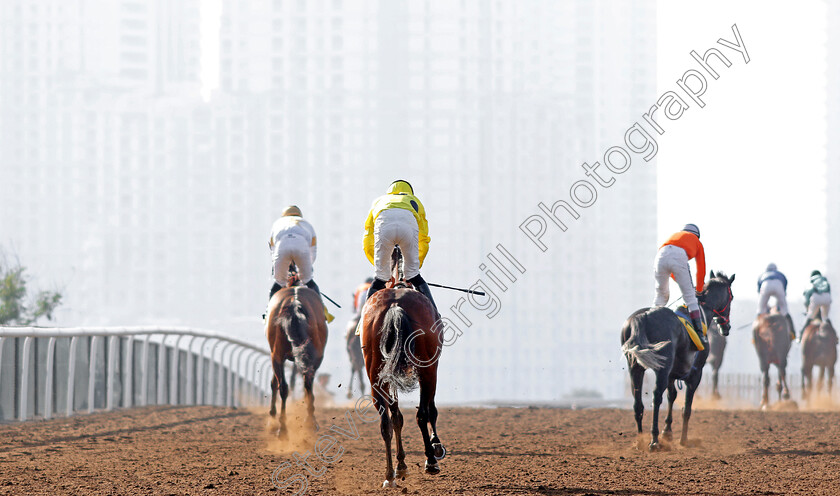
[363, 180, 437, 313]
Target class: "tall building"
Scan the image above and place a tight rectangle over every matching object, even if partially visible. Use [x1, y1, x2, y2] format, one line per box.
[827, 0, 840, 296]
[217, 0, 658, 401]
[2, 0, 657, 402]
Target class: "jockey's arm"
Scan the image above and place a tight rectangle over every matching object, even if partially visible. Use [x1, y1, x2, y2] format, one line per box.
[363, 207, 376, 265]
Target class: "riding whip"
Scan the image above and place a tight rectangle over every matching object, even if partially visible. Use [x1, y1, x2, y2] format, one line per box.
[427, 282, 486, 296]
[321, 293, 342, 308]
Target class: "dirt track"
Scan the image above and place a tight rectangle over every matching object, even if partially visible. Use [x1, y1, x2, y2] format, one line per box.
[2, 401, 840, 495]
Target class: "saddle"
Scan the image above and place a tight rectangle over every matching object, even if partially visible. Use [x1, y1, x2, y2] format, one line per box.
[674, 305, 707, 351]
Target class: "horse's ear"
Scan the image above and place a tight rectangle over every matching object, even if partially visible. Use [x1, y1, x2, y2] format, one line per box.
[729, 273, 736, 284]
[709, 270, 716, 279]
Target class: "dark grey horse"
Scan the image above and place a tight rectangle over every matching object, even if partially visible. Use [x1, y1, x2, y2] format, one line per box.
[345, 314, 367, 399]
[621, 271, 735, 450]
[801, 319, 837, 401]
[705, 321, 727, 399]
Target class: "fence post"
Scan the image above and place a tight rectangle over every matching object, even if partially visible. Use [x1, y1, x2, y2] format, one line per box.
[124, 336, 134, 408]
[19, 337, 33, 420]
[217, 342, 234, 406]
[157, 335, 168, 405]
[185, 336, 197, 405]
[87, 336, 99, 413]
[106, 336, 119, 411]
[44, 337, 57, 420]
[170, 335, 186, 405]
[140, 334, 151, 406]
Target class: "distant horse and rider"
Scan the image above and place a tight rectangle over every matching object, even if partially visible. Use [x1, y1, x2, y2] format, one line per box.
[801, 317, 838, 401]
[265, 264, 328, 437]
[360, 246, 446, 487]
[622, 270, 735, 450]
[752, 308, 792, 409]
[705, 320, 727, 400]
[344, 278, 373, 399]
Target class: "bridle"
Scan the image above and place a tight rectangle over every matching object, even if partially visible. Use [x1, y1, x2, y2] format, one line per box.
[703, 283, 733, 327]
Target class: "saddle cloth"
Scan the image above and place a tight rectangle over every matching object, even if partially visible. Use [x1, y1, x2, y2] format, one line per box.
[674, 307, 708, 351]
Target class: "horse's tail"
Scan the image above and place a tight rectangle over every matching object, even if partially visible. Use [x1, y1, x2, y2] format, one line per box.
[621, 315, 670, 371]
[278, 298, 315, 377]
[378, 305, 418, 393]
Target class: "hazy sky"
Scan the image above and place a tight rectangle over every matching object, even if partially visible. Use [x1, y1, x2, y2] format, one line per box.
[657, 1, 827, 302]
[199, 0, 830, 301]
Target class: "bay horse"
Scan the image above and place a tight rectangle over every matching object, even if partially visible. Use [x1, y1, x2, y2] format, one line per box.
[265, 265, 328, 437]
[621, 271, 735, 450]
[705, 320, 727, 400]
[753, 310, 792, 409]
[345, 314, 366, 399]
[801, 318, 837, 401]
[361, 246, 445, 487]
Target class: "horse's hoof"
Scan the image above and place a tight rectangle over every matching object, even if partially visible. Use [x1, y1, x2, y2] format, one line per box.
[425, 460, 440, 474]
[346, 392, 353, 400]
[276, 429, 288, 440]
[661, 431, 673, 442]
[382, 480, 396, 488]
[396, 468, 408, 479]
[649, 442, 660, 452]
[433, 443, 446, 460]
[713, 392, 722, 400]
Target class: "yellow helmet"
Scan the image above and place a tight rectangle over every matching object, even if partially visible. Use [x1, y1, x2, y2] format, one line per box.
[282, 205, 302, 217]
[387, 180, 414, 195]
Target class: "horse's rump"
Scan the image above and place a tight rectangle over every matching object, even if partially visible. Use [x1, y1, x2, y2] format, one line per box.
[271, 287, 327, 377]
[621, 308, 672, 371]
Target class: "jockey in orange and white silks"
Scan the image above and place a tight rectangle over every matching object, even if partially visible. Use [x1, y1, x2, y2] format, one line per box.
[362, 180, 437, 313]
[269, 205, 333, 322]
[652, 224, 706, 339]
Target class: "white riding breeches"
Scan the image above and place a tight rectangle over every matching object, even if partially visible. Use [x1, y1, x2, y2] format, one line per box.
[373, 208, 421, 281]
[807, 292, 832, 321]
[273, 233, 313, 286]
[653, 244, 699, 313]
[758, 279, 789, 316]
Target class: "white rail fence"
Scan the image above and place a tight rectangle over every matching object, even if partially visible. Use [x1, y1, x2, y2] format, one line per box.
[0, 327, 274, 422]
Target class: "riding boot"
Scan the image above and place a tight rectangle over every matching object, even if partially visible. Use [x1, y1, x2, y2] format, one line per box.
[798, 318, 812, 343]
[785, 314, 796, 342]
[408, 274, 439, 316]
[365, 277, 387, 301]
[264, 282, 284, 321]
[689, 310, 707, 350]
[305, 279, 335, 323]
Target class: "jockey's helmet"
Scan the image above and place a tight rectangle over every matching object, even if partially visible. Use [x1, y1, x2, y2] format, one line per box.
[282, 205, 302, 217]
[388, 180, 414, 195]
[682, 223, 700, 238]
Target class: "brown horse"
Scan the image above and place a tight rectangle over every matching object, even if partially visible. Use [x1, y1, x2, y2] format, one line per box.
[753, 312, 792, 409]
[801, 318, 838, 401]
[266, 266, 328, 437]
[345, 315, 366, 399]
[361, 246, 445, 488]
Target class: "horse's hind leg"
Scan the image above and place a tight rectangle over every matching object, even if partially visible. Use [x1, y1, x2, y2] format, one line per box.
[818, 366, 826, 395]
[662, 381, 677, 441]
[779, 364, 790, 401]
[358, 368, 367, 396]
[271, 359, 289, 439]
[347, 366, 355, 399]
[680, 381, 699, 447]
[389, 402, 408, 478]
[269, 374, 278, 417]
[712, 366, 722, 400]
[374, 390, 396, 487]
[417, 378, 441, 474]
[802, 366, 810, 402]
[761, 366, 770, 409]
[303, 372, 318, 431]
[649, 371, 668, 450]
[289, 365, 298, 397]
[630, 364, 645, 435]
